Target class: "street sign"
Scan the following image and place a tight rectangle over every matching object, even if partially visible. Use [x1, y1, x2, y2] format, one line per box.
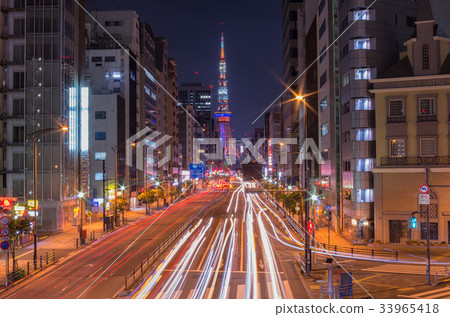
[0, 216, 10, 226]
[0, 240, 10, 250]
[189, 163, 206, 179]
[419, 184, 430, 194]
[419, 194, 430, 205]
[324, 205, 338, 212]
[0, 228, 9, 237]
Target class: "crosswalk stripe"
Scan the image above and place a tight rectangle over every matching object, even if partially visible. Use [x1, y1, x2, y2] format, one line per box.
[236, 284, 245, 299]
[426, 289, 450, 299]
[413, 287, 450, 297]
[283, 280, 293, 299]
[362, 264, 445, 275]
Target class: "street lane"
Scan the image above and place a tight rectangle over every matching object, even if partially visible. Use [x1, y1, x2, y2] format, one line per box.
[0, 187, 226, 299]
[132, 182, 309, 299]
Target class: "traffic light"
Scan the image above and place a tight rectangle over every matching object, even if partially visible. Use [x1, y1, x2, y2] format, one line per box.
[411, 216, 417, 229]
[307, 220, 314, 235]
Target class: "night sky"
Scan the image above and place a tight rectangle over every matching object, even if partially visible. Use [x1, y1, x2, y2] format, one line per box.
[87, 0, 283, 138]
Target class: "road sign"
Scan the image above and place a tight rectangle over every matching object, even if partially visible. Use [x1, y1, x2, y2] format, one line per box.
[324, 205, 338, 212]
[1, 240, 10, 250]
[0, 228, 9, 237]
[189, 163, 206, 179]
[419, 194, 430, 205]
[419, 184, 430, 194]
[0, 216, 10, 226]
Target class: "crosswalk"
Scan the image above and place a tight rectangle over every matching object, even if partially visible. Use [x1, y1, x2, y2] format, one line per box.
[154, 281, 295, 299]
[362, 264, 447, 275]
[400, 287, 450, 299]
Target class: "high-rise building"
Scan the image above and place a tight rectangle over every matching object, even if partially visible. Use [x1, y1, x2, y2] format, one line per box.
[0, 0, 86, 230]
[215, 31, 233, 164]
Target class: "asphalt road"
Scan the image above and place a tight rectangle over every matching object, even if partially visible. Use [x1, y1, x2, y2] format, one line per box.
[131, 183, 310, 299]
[0, 188, 226, 299]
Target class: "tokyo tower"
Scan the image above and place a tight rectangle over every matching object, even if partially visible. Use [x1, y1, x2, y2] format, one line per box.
[215, 30, 233, 164]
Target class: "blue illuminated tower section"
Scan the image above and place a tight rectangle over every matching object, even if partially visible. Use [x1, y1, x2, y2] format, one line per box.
[215, 30, 232, 163]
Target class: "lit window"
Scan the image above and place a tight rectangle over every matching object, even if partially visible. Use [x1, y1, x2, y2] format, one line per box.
[354, 68, 370, 80]
[321, 123, 329, 136]
[354, 38, 370, 50]
[112, 72, 121, 79]
[95, 132, 106, 140]
[356, 158, 374, 172]
[95, 173, 104, 181]
[95, 152, 106, 160]
[422, 44, 429, 70]
[145, 86, 151, 95]
[355, 98, 372, 110]
[388, 99, 404, 117]
[420, 138, 436, 157]
[419, 98, 435, 116]
[356, 128, 374, 141]
[389, 139, 405, 157]
[353, 9, 370, 21]
[320, 97, 328, 112]
[356, 189, 373, 202]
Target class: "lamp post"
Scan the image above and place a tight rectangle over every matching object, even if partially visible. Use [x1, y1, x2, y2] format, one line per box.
[78, 191, 84, 244]
[112, 146, 119, 225]
[28, 126, 68, 269]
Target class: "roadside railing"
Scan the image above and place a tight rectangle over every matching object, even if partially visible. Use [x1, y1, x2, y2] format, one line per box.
[123, 191, 228, 293]
[0, 250, 56, 288]
[312, 243, 399, 260]
[433, 266, 449, 286]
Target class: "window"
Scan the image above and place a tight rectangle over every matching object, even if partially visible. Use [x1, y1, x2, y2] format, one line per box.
[356, 128, 374, 141]
[12, 179, 24, 198]
[95, 132, 106, 140]
[319, 0, 326, 15]
[356, 158, 374, 172]
[320, 72, 327, 87]
[12, 152, 24, 171]
[421, 222, 438, 240]
[342, 16, 349, 29]
[290, 29, 298, 39]
[342, 71, 349, 86]
[95, 152, 106, 160]
[419, 98, 435, 115]
[422, 45, 429, 69]
[13, 72, 25, 89]
[343, 131, 350, 143]
[407, 16, 416, 28]
[320, 97, 328, 112]
[319, 46, 327, 63]
[319, 21, 326, 38]
[343, 161, 351, 172]
[95, 173, 105, 181]
[388, 99, 404, 117]
[389, 139, 406, 157]
[356, 189, 374, 202]
[13, 99, 25, 116]
[354, 38, 370, 50]
[290, 48, 298, 58]
[353, 9, 370, 21]
[13, 126, 24, 143]
[354, 68, 370, 80]
[321, 149, 329, 161]
[289, 11, 298, 21]
[95, 111, 106, 119]
[420, 138, 436, 157]
[321, 123, 329, 136]
[105, 56, 116, 62]
[355, 98, 372, 110]
[343, 102, 350, 114]
[105, 21, 123, 26]
[91, 56, 102, 63]
[342, 43, 349, 57]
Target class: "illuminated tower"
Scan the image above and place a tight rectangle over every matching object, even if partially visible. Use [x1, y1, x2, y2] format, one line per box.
[215, 30, 233, 163]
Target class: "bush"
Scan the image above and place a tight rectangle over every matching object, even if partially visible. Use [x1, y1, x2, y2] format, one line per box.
[440, 241, 447, 245]
[8, 268, 26, 282]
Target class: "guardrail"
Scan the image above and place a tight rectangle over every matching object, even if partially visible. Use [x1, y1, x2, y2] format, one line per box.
[123, 190, 228, 293]
[313, 243, 399, 260]
[0, 250, 56, 288]
[433, 266, 449, 286]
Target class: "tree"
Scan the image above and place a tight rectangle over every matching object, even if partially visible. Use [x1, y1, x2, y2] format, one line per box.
[110, 197, 129, 225]
[8, 217, 31, 271]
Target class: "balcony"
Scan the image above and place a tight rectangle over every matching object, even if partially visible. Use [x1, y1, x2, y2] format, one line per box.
[387, 116, 406, 123]
[417, 115, 437, 122]
[380, 156, 450, 166]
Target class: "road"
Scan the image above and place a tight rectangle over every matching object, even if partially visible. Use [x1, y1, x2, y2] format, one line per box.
[131, 182, 309, 299]
[0, 187, 225, 299]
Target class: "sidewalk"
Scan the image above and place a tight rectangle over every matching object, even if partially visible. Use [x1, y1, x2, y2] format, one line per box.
[0, 206, 149, 278]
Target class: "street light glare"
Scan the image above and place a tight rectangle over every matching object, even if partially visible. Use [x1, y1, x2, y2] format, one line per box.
[296, 95, 304, 101]
[61, 126, 69, 131]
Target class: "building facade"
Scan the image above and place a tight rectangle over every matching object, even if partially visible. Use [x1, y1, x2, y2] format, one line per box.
[371, 0, 450, 244]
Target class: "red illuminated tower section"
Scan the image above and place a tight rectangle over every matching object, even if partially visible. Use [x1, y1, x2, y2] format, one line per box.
[215, 30, 233, 164]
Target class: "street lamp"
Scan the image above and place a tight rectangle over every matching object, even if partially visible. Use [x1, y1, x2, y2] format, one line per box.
[28, 126, 68, 269]
[78, 191, 84, 244]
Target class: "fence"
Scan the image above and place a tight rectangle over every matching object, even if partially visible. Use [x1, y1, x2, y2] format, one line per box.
[0, 250, 56, 288]
[123, 191, 228, 293]
[434, 266, 449, 285]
